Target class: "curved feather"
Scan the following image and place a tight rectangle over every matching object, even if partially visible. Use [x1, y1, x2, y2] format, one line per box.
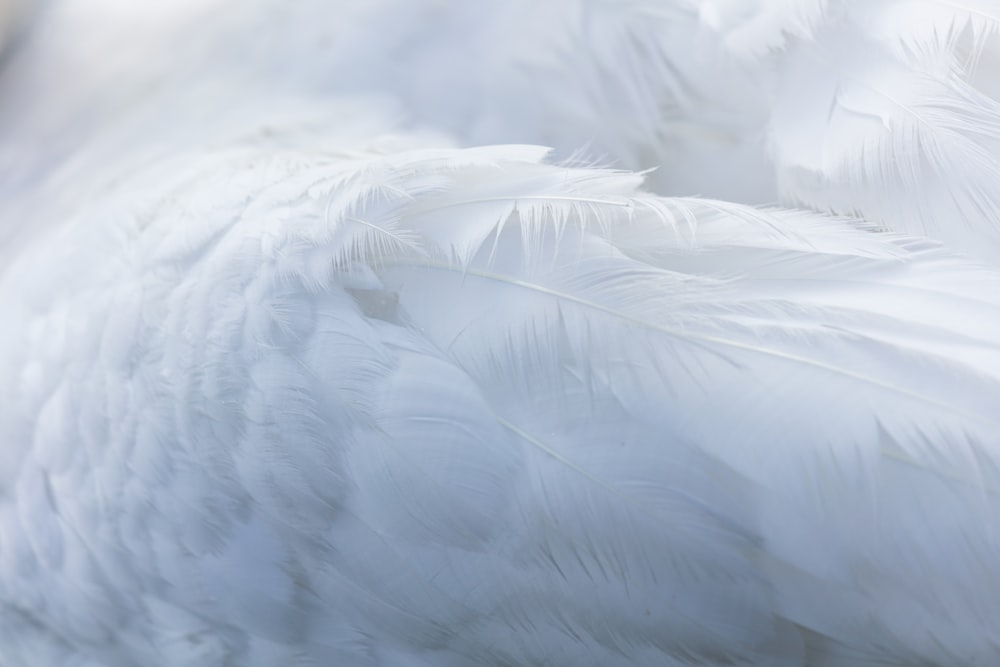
[4, 1, 1000, 665]
[10, 0, 1000, 265]
[4, 137, 1000, 665]
[682, 0, 1000, 261]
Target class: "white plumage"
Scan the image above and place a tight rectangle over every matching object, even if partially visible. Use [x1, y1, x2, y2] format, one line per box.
[2, 1, 1000, 666]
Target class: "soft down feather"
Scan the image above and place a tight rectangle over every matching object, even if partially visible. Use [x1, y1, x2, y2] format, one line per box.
[2, 1, 1000, 666]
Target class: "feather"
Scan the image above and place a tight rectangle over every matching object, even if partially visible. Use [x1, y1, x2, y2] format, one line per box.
[4, 136, 1000, 664]
[4, 1, 1000, 665]
[764, 0, 1000, 262]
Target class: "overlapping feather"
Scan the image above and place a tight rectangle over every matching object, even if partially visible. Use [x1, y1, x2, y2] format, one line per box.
[762, 0, 1000, 262]
[3, 1, 1000, 665]
[4, 135, 1000, 664]
[323, 0, 1000, 260]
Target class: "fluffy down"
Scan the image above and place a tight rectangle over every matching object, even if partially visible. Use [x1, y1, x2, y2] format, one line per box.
[2, 1, 1000, 666]
[3, 138, 1000, 665]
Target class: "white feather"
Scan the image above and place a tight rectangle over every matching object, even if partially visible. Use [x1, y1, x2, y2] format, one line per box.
[765, 0, 1000, 262]
[3, 1, 1000, 666]
[3, 135, 1000, 664]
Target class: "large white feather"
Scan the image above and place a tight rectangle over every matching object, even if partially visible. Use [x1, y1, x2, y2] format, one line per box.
[4, 135, 1000, 665]
[3, 1, 1000, 665]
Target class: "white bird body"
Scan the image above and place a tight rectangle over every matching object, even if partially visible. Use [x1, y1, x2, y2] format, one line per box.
[2, 1, 1000, 666]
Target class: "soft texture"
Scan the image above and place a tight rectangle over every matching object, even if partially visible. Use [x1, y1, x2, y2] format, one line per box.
[333, 0, 1000, 260]
[4, 137, 1000, 666]
[2, 1, 1000, 666]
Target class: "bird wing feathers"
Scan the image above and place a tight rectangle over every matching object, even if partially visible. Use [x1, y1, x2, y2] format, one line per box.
[4, 135, 1000, 664]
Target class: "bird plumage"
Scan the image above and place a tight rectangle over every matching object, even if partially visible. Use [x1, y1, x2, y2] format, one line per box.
[3, 1, 1000, 666]
[337, 0, 1000, 260]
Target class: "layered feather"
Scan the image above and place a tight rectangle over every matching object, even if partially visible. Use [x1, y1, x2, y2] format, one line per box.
[3, 1, 1000, 665]
[757, 0, 1000, 262]
[323, 0, 1000, 260]
[4, 137, 1000, 665]
[11, 0, 1000, 263]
